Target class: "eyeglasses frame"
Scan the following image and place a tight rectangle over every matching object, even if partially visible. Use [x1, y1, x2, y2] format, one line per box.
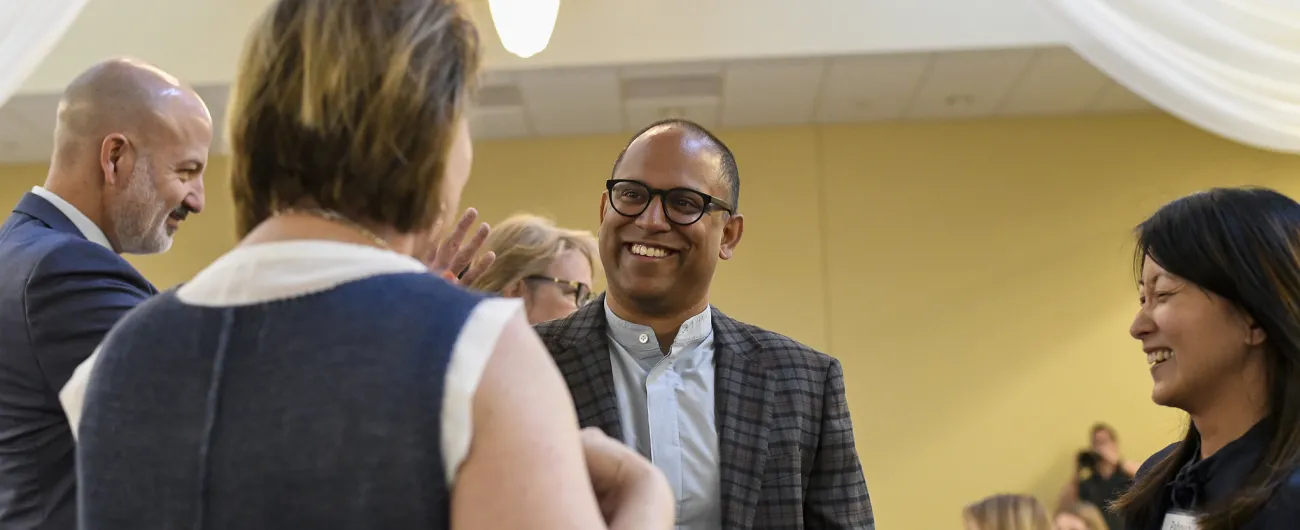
[604, 179, 734, 226]
[523, 274, 593, 306]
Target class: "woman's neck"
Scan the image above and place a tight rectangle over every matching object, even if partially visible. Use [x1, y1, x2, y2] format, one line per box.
[1190, 365, 1268, 459]
[242, 214, 417, 256]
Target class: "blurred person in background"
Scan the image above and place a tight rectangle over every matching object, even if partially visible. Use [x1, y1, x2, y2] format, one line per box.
[1054, 502, 1109, 530]
[469, 213, 597, 324]
[1058, 423, 1137, 530]
[60, 1, 674, 529]
[963, 494, 1053, 530]
[1114, 187, 1300, 530]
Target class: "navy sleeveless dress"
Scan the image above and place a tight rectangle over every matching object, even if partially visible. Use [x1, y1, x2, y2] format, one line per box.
[63, 241, 521, 530]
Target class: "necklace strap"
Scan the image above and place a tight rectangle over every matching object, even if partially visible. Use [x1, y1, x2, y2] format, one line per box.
[277, 207, 391, 250]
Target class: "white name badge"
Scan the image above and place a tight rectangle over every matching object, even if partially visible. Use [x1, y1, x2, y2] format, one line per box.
[1161, 510, 1199, 530]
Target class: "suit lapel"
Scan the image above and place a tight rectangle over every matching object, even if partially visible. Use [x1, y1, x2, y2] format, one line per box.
[14, 192, 159, 294]
[712, 308, 772, 530]
[551, 297, 622, 439]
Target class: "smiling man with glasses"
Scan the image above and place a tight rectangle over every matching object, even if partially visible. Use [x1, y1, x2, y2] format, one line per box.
[535, 118, 874, 530]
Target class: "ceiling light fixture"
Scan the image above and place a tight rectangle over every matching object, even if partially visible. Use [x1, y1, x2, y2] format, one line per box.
[488, 0, 560, 59]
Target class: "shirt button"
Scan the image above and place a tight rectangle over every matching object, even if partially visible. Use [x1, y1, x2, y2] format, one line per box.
[638, 333, 649, 344]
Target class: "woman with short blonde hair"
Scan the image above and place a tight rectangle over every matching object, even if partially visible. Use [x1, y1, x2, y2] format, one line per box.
[471, 214, 597, 324]
[962, 494, 1053, 530]
[70, 1, 672, 530]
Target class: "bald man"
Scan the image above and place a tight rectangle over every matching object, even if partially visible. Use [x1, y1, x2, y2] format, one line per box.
[0, 58, 211, 530]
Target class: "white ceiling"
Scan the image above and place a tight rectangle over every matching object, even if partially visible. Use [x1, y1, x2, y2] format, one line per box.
[0, 46, 1154, 164]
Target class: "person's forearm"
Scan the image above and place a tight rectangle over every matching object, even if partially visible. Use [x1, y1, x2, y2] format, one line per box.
[606, 469, 674, 530]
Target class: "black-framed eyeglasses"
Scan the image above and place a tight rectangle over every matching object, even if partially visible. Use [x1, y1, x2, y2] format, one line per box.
[605, 179, 734, 226]
[524, 275, 593, 306]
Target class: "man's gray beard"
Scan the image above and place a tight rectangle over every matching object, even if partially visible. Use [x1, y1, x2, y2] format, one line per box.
[108, 163, 171, 255]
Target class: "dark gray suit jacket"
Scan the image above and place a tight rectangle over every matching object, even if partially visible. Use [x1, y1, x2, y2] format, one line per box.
[535, 298, 874, 529]
[0, 193, 155, 530]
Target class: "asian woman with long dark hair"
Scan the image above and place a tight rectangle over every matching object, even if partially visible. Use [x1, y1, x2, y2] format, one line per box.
[1116, 187, 1300, 529]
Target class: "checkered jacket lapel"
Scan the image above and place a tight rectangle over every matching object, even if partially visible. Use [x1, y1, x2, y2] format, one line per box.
[535, 296, 622, 439]
[711, 308, 772, 529]
[538, 301, 826, 529]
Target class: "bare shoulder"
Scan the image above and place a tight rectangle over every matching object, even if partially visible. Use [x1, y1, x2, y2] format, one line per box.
[452, 310, 608, 530]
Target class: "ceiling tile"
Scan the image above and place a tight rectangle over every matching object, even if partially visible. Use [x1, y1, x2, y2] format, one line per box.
[721, 58, 825, 127]
[620, 61, 723, 80]
[907, 49, 1036, 120]
[624, 101, 720, 131]
[182, 85, 231, 155]
[0, 150, 34, 164]
[0, 98, 35, 145]
[0, 124, 38, 163]
[1088, 81, 1157, 113]
[470, 106, 532, 139]
[516, 67, 622, 136]
[194, 84, 230, 109]
[0, 46, 1168, 162]
[816, 53, 931, 123]
[17, 128, 55, 163]
[998, 48, 1112, 116]
[622, 74, 721, 102]
[0, 94, 58, 163]
[618, 70, 723, 129]
[479, 70, 518, 87]
[476, 84, 525, 108]
[213, 115, 232, 154]
[5, 93, 60, 129]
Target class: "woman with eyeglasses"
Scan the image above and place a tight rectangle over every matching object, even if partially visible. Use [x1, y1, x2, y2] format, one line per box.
[1115, 187, 1300, 530]
[64, 1, 673, 529]
[470, 214, 598, 324]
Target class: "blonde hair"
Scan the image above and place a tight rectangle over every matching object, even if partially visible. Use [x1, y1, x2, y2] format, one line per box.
[1056, 502, 1110, 530]
[470, 214, 597, 294]
[227, 0, 480, 237]
[963, 494, 1053, 530]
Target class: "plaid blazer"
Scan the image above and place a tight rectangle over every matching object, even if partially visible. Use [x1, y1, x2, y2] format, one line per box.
[535, 297, 874, 530]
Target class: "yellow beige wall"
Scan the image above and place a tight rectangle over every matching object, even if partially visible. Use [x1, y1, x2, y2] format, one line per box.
[3, 113, 1299, 528]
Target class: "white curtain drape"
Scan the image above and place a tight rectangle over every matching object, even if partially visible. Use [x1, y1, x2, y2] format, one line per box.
[0, 0, 90, 107]
[1034, 0, 1300, 153]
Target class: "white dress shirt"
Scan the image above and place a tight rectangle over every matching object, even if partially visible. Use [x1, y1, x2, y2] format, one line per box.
[30, 186, 113, 250]
[607, 302, 722, 530]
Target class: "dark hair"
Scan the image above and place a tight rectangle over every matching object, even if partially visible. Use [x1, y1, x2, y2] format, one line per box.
[228, 0, 481, 237]
[1113, 187, 1300, 529]
[612, 118, 740, 212]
